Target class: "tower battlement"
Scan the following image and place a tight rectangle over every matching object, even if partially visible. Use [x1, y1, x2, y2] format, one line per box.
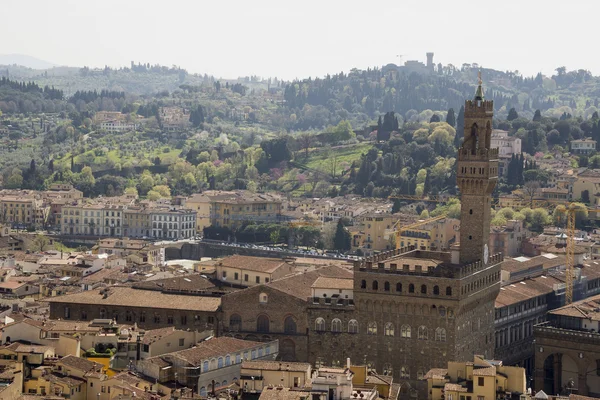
[465, 99, 494, 115]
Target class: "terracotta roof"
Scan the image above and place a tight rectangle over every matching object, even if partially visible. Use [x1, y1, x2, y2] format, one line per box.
[423, 368, 447, 380]
[141, 326, 179, 345]
[311, 277, 353, 290]
[132, 274, 217, 292]
[259, 387, 312, 400]
[495, 275, 561, 307]
[241, 360, 311, 372]
[219, 255, 290, 273]
[502, 254, 566, 273]
[269, 266, 353, 300]
[4, 342, 53, 354]
[550, 293, 600, 321]
[472, 366, 496, 376]
[444, 383, 467, 392]
[58, 355, 103, 373]
[45, 286, 221, 312]
[148, 337, 264, 367]
[45, 372, 86, 387]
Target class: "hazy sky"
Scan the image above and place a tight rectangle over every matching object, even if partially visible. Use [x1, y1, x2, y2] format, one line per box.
[3, 0, 599, 80]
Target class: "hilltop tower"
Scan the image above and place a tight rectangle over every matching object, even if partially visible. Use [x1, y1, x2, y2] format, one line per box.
[426, 52, 434, 70]
[456, 72, 498, 265]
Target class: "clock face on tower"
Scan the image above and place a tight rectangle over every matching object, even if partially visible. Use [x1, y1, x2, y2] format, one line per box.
[484, 244, 489, 264]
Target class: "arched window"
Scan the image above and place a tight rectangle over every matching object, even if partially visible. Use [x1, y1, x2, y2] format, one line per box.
[439, 306, 446, 317]
[409, 284, 415, 293]
[348, 320, 358, 334]
[315, 318, 326, 332]
[257, 315, 270, 333]
[382, 363, 393, 376]
[446, 286, 452, 296]
[332, 319, 342, 333]
[372, 281, 379, 291]
[384, 282, 390, 292]
[284, 316, 297, 334]
[367, 322, 377, 335]
[225, 355, 231, 366]
[203, 361, 209, 372]
[361, 280, 367, 289]
[435, 328, 446, 341]
[200, 387, 207, 397]
[384, 322, 395, 336]
[401, 325, 411, 338]
[418, 326, 428, 340]
[417, 369, 425, 380]
[433, 285, 439, 295]
[396, 282, 402, 292]
[400, 366, 410, 378]
[218, 357, 224, 368]
[230, 314, 242, 331]
[421, 284, 427, 294]
[99, 308, 106, 319]
[259, 293, 268, 303]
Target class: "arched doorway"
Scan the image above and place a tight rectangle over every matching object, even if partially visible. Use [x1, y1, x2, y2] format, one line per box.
[543, 354, 555, 394]
[280, 339, 296, 361]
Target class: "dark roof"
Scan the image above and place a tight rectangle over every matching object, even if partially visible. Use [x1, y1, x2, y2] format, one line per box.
[45, 286, 221, 312]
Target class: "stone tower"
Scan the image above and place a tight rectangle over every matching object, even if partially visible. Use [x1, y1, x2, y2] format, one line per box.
[456, 72, 498, 265]
[426, 52, 434, 70]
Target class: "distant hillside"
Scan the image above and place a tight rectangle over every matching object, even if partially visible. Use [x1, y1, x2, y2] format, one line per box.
[0, 54, 58, 70]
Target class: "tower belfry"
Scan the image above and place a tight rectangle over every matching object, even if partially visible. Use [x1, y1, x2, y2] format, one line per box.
[456, 73, 499, 264]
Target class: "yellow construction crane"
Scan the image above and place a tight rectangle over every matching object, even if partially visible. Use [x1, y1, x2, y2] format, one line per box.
[393, 214, 447, 250]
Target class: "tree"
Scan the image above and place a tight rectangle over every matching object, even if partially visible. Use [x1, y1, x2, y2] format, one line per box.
[533, 109, 542, 122]
[189, 105, 205, 127]
[454, 106, 465, 148]
[297, 133, 314, 160]
[523, 180, 541, 207]
[507, 108, 519, 121]
[33, 234, 49, 252]
[429, 114, 441, 123]
[333, 219, 351, 252]
[446, 108, 456, 127]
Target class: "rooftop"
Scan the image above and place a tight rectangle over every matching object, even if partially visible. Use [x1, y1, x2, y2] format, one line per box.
[311, 276, 353, 290]
[550, 293, 600, 321]
[45, 286, 221, 312]
[219, 255, 291, 273]
[148, 337, 265, 367]
[241, 360, 311, 372]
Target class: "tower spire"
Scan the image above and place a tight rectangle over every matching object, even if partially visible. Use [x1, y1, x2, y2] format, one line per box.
[474, 70, 484, 101]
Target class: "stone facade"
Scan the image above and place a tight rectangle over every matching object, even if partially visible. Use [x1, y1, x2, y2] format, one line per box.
[306, 82, 502, 398]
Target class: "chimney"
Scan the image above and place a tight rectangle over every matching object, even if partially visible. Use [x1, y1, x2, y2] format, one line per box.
[346, 358, 351, 369]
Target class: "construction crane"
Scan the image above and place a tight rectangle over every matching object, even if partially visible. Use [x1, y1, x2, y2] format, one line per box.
[393, 214, 447, 250]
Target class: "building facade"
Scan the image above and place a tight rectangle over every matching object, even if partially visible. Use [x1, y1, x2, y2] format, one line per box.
[306, 80, 502, 398]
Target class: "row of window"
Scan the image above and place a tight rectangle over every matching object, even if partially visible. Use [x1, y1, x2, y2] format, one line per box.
[313, 318, 447, 340]
[201, 345, 271, 373]
[360, 280, 453, 296]
[152, 215, 194, 222]
[461, 271, 500, 295]
[65, 307, 214, 325]
[222, 272, 270, 284]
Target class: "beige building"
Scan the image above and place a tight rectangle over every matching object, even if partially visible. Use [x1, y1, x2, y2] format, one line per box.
[216, 255, 295, 287]
[572, 169, 600, 207]
[571, 138, 597, 155]
[61, 203, 126, 237]
[240, 360, 311, 393]
[0, 194, 47, 228]
[399, 217, 459, 252]
[489, 219, 525, 258]
[186, 190, 283, 232]
[425, 355, 527, 400]
[351, 213, 400, 254]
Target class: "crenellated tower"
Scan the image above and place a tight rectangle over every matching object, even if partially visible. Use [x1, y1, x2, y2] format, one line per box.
[456, 72, 499, 265]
